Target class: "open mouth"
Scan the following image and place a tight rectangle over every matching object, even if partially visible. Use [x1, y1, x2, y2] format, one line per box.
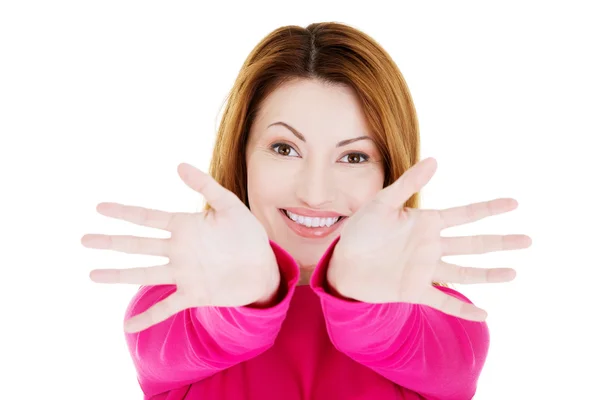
[279, 209, 346, 228]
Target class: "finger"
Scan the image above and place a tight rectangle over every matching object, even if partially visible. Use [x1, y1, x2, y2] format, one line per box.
[124, 291, 189, 333]
[441, 234, 532, 256]
[177, 163, 241, 213]
[81, 234, 170, 257]
[89, 263, 174, 285]
[432, 260, 516, 284]
[439, 198, 518, 229]
[421, 287, 488, 321]
[96, 202, 175, 231]
[376, 157, 438, 209]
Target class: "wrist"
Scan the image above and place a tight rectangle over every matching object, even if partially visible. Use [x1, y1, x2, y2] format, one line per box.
[326, 251, 356, 301]
[250, 263, 282, 307]
[259, 273, 281, 302]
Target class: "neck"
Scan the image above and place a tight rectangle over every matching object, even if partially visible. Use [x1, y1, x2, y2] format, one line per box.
[297, 264, 316, 286]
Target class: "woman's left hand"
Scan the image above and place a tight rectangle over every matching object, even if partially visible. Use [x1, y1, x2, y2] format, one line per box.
[327, 157, 532, 322]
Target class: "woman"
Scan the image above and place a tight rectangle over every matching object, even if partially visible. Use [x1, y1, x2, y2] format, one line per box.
[82, 22, 531, 399]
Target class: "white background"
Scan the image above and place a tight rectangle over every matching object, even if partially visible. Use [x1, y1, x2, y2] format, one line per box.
[1, 1, 598, 399]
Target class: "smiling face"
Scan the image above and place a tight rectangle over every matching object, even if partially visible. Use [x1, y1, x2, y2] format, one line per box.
[245, 78, 385, 283]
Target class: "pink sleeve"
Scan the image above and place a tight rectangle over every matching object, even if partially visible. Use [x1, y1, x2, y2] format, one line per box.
[124, 240, 300, 398]
[310, 236, 490, 400]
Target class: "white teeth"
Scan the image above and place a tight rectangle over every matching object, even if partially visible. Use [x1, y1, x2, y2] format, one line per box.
[284, 210, 341, 228]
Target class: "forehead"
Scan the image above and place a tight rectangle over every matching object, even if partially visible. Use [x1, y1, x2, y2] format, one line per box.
[253, 78, 370, 137]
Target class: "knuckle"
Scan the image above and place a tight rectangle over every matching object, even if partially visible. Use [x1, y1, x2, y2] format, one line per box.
[473, 235, 486, 253]
[485, 201, 493, 216]
[138, 207, 149, 224]
[132, 237, 145, 254]
[426, 212, 443, 231]
[166, 213, 177, 231]
[501, 235, 509, 250]
[131, 237, 140, 253]
[485, 268, 492, 282]
[466, 203, 476, 220]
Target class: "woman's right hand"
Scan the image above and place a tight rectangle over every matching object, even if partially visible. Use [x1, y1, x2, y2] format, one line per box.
[81, 163, 280, 333]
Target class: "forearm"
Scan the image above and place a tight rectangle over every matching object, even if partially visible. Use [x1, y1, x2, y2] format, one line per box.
[311, 237, 490, 399]
[124, 285, 287, 395]
[126, 240, 299, 397]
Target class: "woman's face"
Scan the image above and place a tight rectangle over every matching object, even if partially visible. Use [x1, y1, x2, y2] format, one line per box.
[245, 78, 385, 282]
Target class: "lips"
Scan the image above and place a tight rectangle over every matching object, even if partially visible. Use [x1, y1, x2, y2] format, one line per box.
[279, 209, 346, 239]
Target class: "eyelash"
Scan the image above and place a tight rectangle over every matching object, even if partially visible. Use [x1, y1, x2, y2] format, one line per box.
[270, 142, 370, 164]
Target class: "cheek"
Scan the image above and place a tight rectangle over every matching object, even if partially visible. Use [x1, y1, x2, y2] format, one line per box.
[247, 157, 295, 208]
[336, 167, 385, 211]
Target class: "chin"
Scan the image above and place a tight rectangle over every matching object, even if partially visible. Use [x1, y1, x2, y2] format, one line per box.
[280, 236, 332, 268]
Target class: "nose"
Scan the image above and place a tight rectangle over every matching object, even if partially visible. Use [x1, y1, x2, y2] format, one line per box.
[295, 161, 336, 208]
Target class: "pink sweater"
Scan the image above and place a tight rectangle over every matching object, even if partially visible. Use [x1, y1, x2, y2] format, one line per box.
[124, 237, 489, 399]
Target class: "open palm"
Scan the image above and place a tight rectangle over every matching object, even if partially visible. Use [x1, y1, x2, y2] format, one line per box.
[329, 157, 532, 321]
[81, 163, 280, 333]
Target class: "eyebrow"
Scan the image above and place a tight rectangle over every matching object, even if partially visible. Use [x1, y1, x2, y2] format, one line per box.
[267, 121, 373, 148]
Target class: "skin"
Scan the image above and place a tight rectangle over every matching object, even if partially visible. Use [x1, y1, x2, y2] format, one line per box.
[82, 79, 531, 331]
[245, 78, 386, 285]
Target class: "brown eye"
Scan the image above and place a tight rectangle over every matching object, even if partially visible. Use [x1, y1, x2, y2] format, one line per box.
[342, 153, 369, 164]
[271, 143, 299, 157]
[278, 144, 291, 156]
[348, 154, 361, 163]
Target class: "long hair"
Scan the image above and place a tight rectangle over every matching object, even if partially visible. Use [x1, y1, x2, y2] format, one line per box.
[203, 22, 447, 287]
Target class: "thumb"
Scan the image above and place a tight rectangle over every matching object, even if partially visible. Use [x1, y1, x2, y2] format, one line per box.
[177, 163, 241, 213]
[376, 157, 438, 209]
